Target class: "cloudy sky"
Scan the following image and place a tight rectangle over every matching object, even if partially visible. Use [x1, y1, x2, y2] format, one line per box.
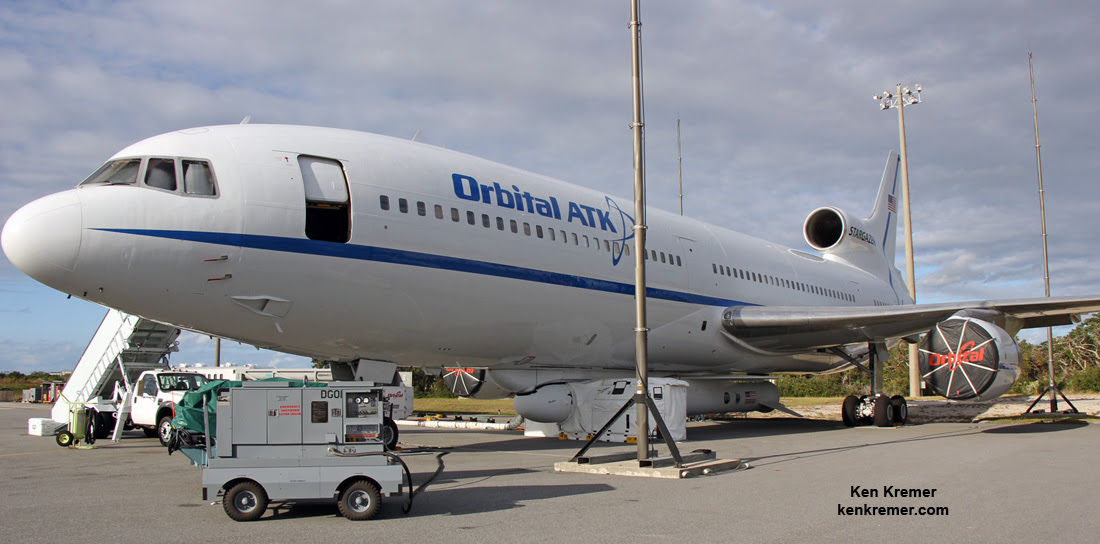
[2, 1, 1097, 372]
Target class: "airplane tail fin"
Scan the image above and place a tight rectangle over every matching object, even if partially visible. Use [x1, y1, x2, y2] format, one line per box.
[866, 150, 901, 266]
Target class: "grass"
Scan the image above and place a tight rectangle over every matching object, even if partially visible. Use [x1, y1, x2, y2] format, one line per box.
[413, 397, 516, 415]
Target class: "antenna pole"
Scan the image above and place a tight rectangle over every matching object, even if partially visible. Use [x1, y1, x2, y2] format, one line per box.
[677, 119, 683, 215]
[1024, 50, 1077, 415]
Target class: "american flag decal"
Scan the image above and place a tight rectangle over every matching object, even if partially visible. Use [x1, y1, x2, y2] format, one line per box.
[887, 195, 897, 213]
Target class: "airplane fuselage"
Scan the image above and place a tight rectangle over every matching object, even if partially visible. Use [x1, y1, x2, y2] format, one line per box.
[4, 125, 908, 383]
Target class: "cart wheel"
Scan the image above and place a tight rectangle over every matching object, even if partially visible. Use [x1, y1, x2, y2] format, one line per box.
[382, 417, 399, 451]
[56, 431, 75, 447]
[338, 481, 381, 521]
[223, 481, 268, 522]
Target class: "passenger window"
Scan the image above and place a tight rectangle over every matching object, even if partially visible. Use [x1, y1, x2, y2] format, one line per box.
[145, 158, 177, 191]
[560, 230, 567, 243]
[536, 225, 543, 238]
[434, 204, 444, 219]
[604, 240, 610, 252]
[417, 201, 426, 216]
[549, 229, 556, 241]
[80, 158, 141, 186]
[451, 208, 460, 222]
[467, 210, 475, 225]
[496, 217, 505, 231]
[399, 198, 409, 213]
[482, 214, 491, 228]
[676, 256, 681, 266]
[380, 195, 390, 210]
[660, 252, 666, 263]
[182, 160, 217, 196]
[572, 233, 578, 245]
[523, 223, 531, 236]
[510, 220, 518, 233]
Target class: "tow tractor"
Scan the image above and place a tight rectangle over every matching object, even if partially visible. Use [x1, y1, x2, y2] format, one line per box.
[170, 380, 436, 521]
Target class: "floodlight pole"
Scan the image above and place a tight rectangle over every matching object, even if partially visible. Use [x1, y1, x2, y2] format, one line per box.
[629, 0, 650, 460]
[875, 84, 921, 398]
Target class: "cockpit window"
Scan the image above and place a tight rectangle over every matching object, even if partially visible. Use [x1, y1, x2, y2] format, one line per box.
[78, 156, 218, 197]
[79, 158, 142, 186]
[182, 160, 217, 196]
[144, 158, 177, 191]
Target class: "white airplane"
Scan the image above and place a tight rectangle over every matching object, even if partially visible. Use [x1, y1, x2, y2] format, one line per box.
[4, 124, 1099, 430]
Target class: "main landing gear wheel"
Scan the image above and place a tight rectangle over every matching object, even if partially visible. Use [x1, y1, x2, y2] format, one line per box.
[338, 480, 381, 521]
[890, 395, 908, 425]
[841, 395, 860, 427]
[841, 395, 908, 428]
[873, 395, 893, 427]
[223, 481, 268, 522]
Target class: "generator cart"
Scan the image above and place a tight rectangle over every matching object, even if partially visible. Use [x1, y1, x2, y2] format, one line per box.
[172, 380, 414, 521]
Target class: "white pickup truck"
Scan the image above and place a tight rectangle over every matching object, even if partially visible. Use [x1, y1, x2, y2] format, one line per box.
[128, 370, 209, 446]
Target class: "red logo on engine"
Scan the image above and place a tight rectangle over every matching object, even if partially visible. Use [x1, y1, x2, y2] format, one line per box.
[927, 341, 986, 370]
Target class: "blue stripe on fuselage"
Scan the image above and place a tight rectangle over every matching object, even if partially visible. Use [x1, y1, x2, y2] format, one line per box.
[93, 228, 748, 308]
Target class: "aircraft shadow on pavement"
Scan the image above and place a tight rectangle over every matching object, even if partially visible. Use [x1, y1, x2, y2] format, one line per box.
[980, 421, 1087, 434]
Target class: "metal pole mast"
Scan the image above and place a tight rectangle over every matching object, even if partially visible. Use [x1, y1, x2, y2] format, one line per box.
[875, 84, 921, 397]
[629, 0, 650, 460]
[1029, 51, 1058, 413]
[677, 119, 683, 215]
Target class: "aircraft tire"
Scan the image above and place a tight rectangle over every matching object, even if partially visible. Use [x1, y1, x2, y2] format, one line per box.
[890, 395, 907, 425]
[841, 395, 860, 427]
[873, 395, 893, 427]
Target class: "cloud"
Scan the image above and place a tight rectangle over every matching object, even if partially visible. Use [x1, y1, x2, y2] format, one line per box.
[2, 0, 1099, 372]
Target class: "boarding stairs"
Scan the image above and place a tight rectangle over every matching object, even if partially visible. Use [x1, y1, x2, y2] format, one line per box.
[51, 310, 180, 438]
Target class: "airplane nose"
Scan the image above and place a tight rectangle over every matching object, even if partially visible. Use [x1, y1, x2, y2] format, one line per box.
[2, 191, 83, 286]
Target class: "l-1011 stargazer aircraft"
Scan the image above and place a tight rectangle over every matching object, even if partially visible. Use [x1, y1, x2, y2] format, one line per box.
[5, 124, 1100, 431]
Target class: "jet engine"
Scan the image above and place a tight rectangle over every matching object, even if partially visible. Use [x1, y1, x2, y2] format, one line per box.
[918, 316, 1021, 402]
[440, 367, 510, 399]
[804, 206, 878, 254]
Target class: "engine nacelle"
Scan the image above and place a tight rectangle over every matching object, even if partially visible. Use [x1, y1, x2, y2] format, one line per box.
[804, 206, 879, 254]
[513, 383, 574, 423]
[441, 367, 511, 399]
[918, 316, 1021, 402]
[512, 379, 783, 424]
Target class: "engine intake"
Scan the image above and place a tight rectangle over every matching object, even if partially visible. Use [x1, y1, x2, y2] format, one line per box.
[918, 316, 1020, 402]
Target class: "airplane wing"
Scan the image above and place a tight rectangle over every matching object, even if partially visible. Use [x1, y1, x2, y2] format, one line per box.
[720, 295, 1100, 353]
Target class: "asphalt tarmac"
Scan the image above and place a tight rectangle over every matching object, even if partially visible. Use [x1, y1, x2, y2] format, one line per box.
[3, 402, 1097, 543]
